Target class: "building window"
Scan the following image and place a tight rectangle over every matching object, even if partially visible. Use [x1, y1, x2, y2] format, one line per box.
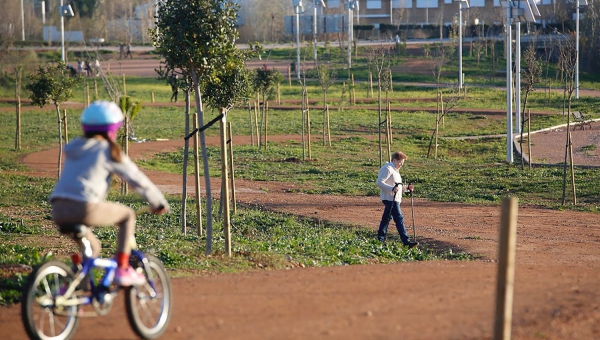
[367, 0, 382, 9]
[392, 0, 413, 8]
[327, 0, 341, 8]
[470, 0, 485, 6]
[416, 0, 438, 8]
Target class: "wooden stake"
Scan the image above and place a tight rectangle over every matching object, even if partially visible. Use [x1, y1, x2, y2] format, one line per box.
[122, 74, 127, 96]
[527, 109, 532, 170]
[151, 91, 155, 103]
[219, 111, 231, 256]
[493, 197, 518, 340]
[326, 104, 331, 147]
[63, 109, 68, 143]
[569, 130, 577, 205]
[193, 113, 203, 236]
[227, 122, 237, 214]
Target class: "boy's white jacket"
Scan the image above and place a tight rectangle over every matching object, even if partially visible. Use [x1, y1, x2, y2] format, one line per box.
[49, 137, 169, 211]
[376, 161, 403, 203]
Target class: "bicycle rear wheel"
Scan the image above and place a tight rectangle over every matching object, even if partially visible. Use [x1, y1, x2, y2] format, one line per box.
[21, 261, 80, 340]
[125, 254, 172, 339]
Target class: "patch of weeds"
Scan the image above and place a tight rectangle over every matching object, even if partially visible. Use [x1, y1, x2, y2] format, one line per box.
[0, 216, 40, 234]
[463, 236, 482, 240]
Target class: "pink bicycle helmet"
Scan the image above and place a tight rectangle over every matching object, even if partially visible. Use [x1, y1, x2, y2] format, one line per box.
[81, 100, 124, 134]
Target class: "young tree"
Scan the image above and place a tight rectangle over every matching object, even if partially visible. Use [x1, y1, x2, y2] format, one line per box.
[151, 0, 244, 254]
[316, 63, 337, 146]
[557, 34, 578, 205]
[519, 43, 542, 170]
[26, 62, 82, 178]
[203, 52, 252, 256]
[369, 45, 393, 166]
[252, 65, 282, 149]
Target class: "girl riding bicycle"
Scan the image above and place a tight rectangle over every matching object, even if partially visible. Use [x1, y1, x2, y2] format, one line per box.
[49, 100, 169, 287]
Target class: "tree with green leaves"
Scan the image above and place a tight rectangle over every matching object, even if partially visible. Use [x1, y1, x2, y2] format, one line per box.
[26, 62, 82, 178]
[151, 0, 245, 254]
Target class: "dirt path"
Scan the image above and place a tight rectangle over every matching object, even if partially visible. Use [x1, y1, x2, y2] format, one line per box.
[2, 128, 600, 339]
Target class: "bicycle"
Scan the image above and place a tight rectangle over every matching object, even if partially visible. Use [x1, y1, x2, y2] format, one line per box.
[21, 207, 172, 340]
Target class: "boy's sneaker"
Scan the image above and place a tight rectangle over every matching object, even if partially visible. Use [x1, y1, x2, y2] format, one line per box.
[405, 241, 419, 249]
[114, 266, 146, 286]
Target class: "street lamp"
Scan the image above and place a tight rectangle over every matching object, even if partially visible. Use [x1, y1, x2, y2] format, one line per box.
[59, 1, 74, 63]
[346, 0, 357, 69]
[313, 0, 326, 64]
[575, 0, 588, 99]
[455, 0, 469, 90]
[500, 0, 538, 163]
[293, 0, 304, 79]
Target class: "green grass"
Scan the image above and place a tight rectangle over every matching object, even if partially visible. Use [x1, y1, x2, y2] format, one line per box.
[1, 52, 599, 305]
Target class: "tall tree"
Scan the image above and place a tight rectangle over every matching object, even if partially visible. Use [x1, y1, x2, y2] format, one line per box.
[151, 0, 242, 254]
[26, 62, 82, 178]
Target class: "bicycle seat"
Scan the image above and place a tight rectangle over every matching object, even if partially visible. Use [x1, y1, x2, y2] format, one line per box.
[58, 223, 90, 238]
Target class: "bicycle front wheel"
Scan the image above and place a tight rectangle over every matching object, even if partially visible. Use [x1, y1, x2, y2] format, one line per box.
[125, 254, 172, 339]
[21, 261, 80, 340]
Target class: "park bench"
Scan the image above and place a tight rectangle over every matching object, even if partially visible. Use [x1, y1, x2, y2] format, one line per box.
[571, 111, 593, 130]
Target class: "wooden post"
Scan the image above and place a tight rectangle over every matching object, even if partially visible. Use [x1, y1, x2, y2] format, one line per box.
[122, 74, 127, 96]
[15, 69, 22, 151]
[86, 84, 90, 106]
[326, 104, 331, 147]
[306, 92, 312, 159]
[351, 74, 356, 105]
[193, 113, 203, 236]
[368, 72, 373, 98]
[248, 100, 254, 147]
[387, 101, 392, 161]
[219, 110, 232, 256]
[227, 122, 237, 214]
[254, 103, 260, 148]
[277, 83, 281, 105]
[151, 92, 155, 103]
[527, 109, 532, 170]
[569, 130, 577, 205]
[63, 110, 69, 143]
[94, 79, 98, 99]
[121, 114, 129, 195]
[493, 197, 518, 340]
[389, 69, 394, 93]
[288, 65, 292, 87]
[264, 101, 269, 149]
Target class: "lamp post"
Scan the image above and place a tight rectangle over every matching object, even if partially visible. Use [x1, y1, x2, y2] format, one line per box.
[21, 0, 25, 41]
[575, 0, 588, 99]
[346, 0, 357, 69]
[293, 0, 303, 79]
[501, 0, 538, 163]
[59, 1, 74, 63]
[456, 0, 470, 90]
[313, 0, 326, 64]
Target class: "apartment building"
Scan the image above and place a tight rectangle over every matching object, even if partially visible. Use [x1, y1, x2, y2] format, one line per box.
[322, 0, 576, 27]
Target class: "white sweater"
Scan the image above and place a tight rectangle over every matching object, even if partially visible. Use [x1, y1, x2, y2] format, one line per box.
[376, 161, 403, 203]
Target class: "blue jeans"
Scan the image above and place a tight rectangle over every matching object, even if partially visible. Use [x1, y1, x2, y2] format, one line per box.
[377, 200, 410, 244]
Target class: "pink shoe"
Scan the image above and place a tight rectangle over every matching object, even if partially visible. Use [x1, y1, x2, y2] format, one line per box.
[114, 266, 146, 286]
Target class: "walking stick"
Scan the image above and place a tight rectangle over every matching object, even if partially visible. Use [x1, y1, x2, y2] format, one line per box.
[409, 183, 416, 241]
